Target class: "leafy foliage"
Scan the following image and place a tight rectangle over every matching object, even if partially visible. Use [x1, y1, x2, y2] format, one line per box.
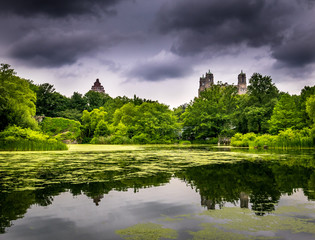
[84, 90, 111, 111]
[40, 117, 81, 142]
[231, 128, 313, 149]
[269, 93, 303, 134]
[245, 73, 279, 133]
[306, 95, 315, 123]
[0, 62, 314, 147]
[0, 126, 67, 151]
[33, 83, 70, 117]
[87, 102, 179, 144]
[182, 83, 238, 140]
[0, 64, 37, 131]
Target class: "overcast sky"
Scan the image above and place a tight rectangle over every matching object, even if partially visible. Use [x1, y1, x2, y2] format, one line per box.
[1, 0, 315, 108]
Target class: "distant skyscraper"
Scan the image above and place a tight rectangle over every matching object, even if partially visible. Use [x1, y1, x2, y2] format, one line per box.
[91, 79, 105, 93]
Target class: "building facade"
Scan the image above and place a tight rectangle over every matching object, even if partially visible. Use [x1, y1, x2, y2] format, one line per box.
[237, 71, 247, 95]
[91, 78, 105, 93]
[198, 70, 247, 96]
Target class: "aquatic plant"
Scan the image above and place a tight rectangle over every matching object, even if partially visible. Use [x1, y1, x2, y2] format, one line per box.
[195, 205, 315, 238]
[116, 223, 177, 240]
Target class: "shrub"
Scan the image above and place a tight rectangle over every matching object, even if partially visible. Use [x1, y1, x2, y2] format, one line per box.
[132, 133, 151, 144]
[231, 128, 313, 149]
[94, 120, 110, 137]
[179, 140, 191, 145]
[40, 117, 81, 142]
[0, 126, 67, 151]
[90, 135, 132, 144]
[231, 133, 256, 147]
[253, 134, 275, 148]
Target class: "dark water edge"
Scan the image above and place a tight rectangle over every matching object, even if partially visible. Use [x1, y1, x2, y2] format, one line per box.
[0, 145, 314, 239]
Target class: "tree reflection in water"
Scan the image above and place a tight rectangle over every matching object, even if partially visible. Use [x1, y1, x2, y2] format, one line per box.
[1, 150, 315, 233]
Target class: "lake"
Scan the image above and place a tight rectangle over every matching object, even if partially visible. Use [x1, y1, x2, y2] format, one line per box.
[0, 145, 314, 240]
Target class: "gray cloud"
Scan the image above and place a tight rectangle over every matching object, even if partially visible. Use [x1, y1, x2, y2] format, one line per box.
[129, 51, 193, 81]
[0, 0, 124, 17]
[10, 30, 125, 67]
[271, 25, 315, 68]
[156, 0, 315, 69]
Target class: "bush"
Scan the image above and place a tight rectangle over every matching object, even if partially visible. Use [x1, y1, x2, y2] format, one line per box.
[253, 134, 275, 148]
[0, 126, 67, 151]
[90, 135, 132, 144]
[231, 133, 257, 147]
[132, 133, 151, 144]
[40, 117, 81, 142]
[94, 120, 110, 137]
[231, 128, 313, 149]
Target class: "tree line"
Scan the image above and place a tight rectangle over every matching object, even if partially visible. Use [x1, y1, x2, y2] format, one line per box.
[0, 63, 314, 146]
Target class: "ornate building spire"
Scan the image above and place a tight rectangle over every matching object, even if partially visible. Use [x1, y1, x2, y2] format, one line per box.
[91, 78, 105, 93]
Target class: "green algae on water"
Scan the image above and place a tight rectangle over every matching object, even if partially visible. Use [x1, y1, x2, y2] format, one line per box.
[189, 223, 253, 240]
[199, 206, 315, 236]
[115, 222, 178, 240]
[158, 214, 185, 222]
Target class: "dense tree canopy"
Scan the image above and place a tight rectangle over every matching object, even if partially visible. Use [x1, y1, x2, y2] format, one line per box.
[0, 62, 314, 146]
[306, 95, 315, 124]
[0, 64, 37, 131]
[268, 94, 303, 134]
[84, 102, 179, 144]
[34, 83, 70, 117]
[84, 90, 111, 111]
[245, 73, 279, 133]
[182, 83, 238, 140]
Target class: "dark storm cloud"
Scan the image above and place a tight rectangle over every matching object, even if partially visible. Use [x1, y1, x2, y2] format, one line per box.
[156, 0, 315, 69]
[10, 31, 124, 67]
[271, 26, 315, 68]
[0, 0, 132, 68]
[0, 0, 124, 17]
[129, 52, 192, 81]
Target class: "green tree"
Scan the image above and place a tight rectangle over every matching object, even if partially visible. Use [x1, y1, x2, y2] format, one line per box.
[0, 63, 37, 130]
[182, 83, 238, 140]
[300, 86, 315, 127]
[111, 102, 178, 143]
[269, 94, 303, 134]
[103, 96, 133, 122]
[173, 103, 188, 124]
[57, 109, 82, 121]
[232, 94, 249, 133]
[94, 120, 110, 137]
[84, 90, 111, 111]
[70, 92, 87, 111]
[81, 107, 108, 141]
[306, 95, 315, 123]
[35, 83, 70, 117]
[246, 73, 279, 133]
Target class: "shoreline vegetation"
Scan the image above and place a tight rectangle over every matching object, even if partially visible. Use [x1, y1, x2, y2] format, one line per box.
[0, 63, 314, 151]
[0, 126, 67, 151]
[230, 128, 314, 149]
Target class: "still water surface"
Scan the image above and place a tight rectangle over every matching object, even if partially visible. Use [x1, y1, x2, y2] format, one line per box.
[0, 145, 314, 239]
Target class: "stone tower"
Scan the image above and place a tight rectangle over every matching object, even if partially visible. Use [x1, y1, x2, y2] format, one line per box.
[237, 71, 247, 94]
[91, 78, 105, 93]
[198, 70, 214, 97]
